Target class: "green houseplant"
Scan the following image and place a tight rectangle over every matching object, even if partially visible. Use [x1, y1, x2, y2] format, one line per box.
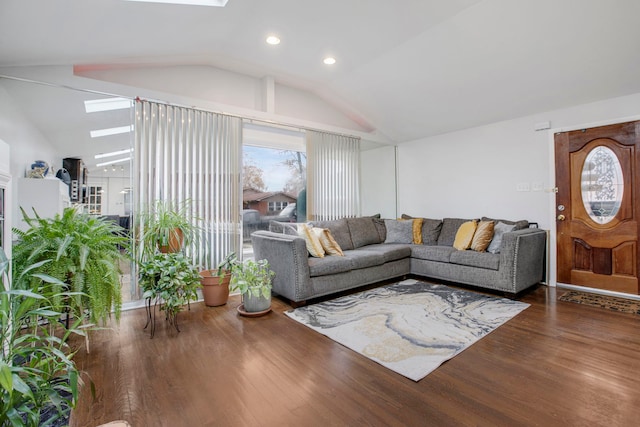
[12, 207, 128, 328]
[138, 252, 201, 336]
[136, 199, 202, 260]
[199, 252, 237, 307]
[0, 248, 85, 427]
[230, 259, 274, 314]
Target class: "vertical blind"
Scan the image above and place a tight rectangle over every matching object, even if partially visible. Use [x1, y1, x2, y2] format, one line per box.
[306, 130, 361, 220]
[134, 100, 243, 270]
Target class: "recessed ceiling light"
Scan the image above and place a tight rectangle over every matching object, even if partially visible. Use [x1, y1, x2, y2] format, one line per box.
[323, 57, 336, 65]
[124, 0, 229, 6]
[266, 36, 281, 45]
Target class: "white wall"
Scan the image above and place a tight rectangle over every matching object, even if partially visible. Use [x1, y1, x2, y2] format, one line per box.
[74, 64, 374, 134]
[397, 91, 640, 231]
[0, 85, 59, 228]
[397, 91, 640, 285]
[360, 145, 396, 219]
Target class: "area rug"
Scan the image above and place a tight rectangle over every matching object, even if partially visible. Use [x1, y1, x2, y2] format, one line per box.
[558, 290, 640, 315]
[285, 279, 529, 381]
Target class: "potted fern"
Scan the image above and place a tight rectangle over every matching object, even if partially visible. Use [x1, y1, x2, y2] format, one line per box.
[199, 252, 237, 307]
[136, 200, 202, 260]
[230, 258, 274, 316]
[12, 207, 128, 331]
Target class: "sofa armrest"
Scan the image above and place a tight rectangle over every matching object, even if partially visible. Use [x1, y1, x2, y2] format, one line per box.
[499, 228, 547, 293]
[250, 230, 312, 302]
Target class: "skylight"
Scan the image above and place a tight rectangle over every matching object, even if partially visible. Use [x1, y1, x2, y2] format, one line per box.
[84, 97, 133, 113]
[90, 125, 134, 138]
[96, 157, 132, 168]
[124, 0, 229, 6]
[95, 148, 134, 159]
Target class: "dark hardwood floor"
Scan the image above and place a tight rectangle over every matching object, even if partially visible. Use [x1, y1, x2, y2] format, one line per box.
[70, 283, 640, 427]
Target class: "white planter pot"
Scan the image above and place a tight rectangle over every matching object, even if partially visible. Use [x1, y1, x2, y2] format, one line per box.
[243, 289, 271, 312]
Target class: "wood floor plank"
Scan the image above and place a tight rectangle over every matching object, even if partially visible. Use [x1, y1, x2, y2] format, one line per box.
[69, 284, 640, 427]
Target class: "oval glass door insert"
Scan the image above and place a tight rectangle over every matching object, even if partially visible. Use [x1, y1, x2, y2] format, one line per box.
[581, 146, 623, 224]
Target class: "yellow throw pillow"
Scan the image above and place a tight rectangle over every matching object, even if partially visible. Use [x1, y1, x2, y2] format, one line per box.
[471, 220, 495, 252]
[312, 227, 344, 256]
[453, 220, 478, 250]
[398, 218, 423, 244]
[297, 223, 325, 258]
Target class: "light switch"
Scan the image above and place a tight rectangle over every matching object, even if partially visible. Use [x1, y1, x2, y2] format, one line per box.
[516, 182, 531, 192]
[532, 182, 544, 192]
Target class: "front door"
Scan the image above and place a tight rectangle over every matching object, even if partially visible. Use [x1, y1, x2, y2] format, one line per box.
[555, 121, 640, 294]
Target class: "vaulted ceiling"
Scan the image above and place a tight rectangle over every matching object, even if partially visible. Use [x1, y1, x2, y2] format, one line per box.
[2, 0, 640, 147]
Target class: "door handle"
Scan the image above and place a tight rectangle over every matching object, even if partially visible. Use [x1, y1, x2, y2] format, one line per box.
[557, 214, 566, 221]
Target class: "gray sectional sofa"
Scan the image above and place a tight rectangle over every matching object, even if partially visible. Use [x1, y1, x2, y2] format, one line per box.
[250, 215, 547, 305]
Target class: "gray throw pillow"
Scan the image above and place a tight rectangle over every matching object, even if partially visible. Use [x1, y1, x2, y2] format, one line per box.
[347, 217, 382, 248]
[384, 219, 414, 244]
[487, 221, 515, 254]
[438, 218, 470, 246]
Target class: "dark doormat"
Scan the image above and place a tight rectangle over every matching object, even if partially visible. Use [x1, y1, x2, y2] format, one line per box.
[558, 290, 640, 315]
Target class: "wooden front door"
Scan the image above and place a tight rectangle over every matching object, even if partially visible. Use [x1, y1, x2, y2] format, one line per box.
[555, 121, 640, 294]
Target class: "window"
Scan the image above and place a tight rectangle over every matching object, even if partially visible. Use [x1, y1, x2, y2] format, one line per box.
[268, 201, 288, 212]
[88, 186, 103, 215]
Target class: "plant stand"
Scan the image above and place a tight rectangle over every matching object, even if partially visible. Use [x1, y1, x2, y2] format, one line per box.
[143, 296, 182, 338]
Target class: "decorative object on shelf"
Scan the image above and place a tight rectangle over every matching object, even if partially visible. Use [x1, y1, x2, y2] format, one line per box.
[138, 252, 201, 338]
[230, 258, 274, 316]
[27, 159, 49, 178]
[199, 252, 237, 307]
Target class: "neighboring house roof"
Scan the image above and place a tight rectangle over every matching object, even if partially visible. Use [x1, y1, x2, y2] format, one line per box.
[243, 188, 296, 203]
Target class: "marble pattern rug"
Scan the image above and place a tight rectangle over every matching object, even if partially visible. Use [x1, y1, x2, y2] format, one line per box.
[285, 279, 529, 381]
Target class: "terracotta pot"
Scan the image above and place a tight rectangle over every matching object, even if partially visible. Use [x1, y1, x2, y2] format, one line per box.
[200, 270, 231, 306]
[159, 228, 184, 253]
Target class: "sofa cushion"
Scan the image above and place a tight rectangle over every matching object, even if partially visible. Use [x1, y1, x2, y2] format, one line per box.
[357, 243, 411, 263]
[373, 217, 387, 242]
[410, 245, 456, 263]
[309, 218, 354, 251]
[307, 249, 385, 277]
[312, 227, 344, 256]
[409, 218, 423, 244]
[347, 217, 382, 248]
[384, 219, 414, 244]
[482, 217, 529, 231]
[308, 255, 353, 277]
[449, 250, 500, 271]
[470, 220, 495, 252]
[297, 224, 325, 258]
[438, 218, 471, 246]
[453, 220, 478, 250]
[401, 214, 443, 245]
[487, 221, 515, 254]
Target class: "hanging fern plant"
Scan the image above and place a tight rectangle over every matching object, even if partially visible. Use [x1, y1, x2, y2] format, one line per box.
[12, 207, 129, 326]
